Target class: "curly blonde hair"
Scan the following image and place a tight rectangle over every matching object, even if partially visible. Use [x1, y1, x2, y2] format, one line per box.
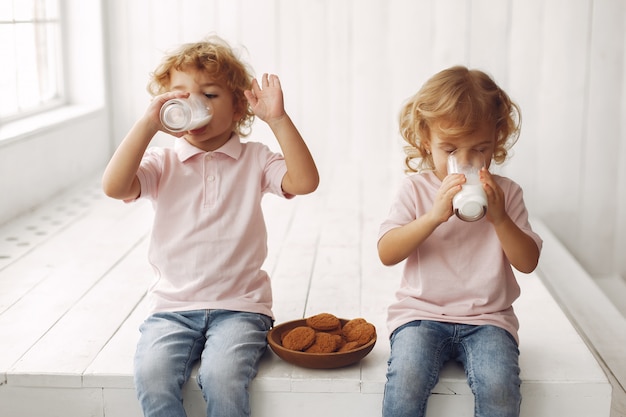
[399, 66, 521, 172]
[147, 36, 255, 137]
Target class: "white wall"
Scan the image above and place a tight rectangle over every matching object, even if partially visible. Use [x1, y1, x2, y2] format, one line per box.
[0, 108, 109, 222]
[0, 0, 109, 224]
[101, 0, 625, 279]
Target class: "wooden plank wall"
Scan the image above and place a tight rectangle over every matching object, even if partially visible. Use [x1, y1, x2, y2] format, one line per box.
[103, 0, 626, 281]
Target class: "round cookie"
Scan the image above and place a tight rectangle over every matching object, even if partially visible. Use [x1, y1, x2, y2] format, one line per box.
[282, 326, 316, 351]
[306, 313, 341, 331]
[341, 318, 367, 337]
[343, 322, 376, 346]
[338, 341, 361, 352]
[333, 334, 346, 350]
[326, 323, 343, 336]
[304, 332, 339, 353]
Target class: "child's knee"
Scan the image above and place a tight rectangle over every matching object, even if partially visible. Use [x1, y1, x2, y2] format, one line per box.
[470, 367, 521, 416]
[134, 356, 184, 392]
[197, 365, 250, 407]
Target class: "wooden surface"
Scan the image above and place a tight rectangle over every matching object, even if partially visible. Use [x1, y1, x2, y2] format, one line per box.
[1, 3, 624, 415]
[101, 0, 626, 280]
[0, 174, 612, 417]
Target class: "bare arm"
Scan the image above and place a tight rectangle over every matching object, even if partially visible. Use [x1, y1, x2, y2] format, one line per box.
[492, 216, 540, 273]
[102, 118, 155, 200]
[102, 92, 187, 200]
[481, 168, 540, 273]
[378, 212, 440, 266]
[378, 174, 465, 265]
[245, 74, 319, 195]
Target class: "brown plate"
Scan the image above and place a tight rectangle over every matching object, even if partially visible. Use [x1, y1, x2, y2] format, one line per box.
[267, 318, 376, 369]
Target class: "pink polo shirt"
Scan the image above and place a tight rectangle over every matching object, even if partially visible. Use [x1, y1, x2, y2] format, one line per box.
[133, 135, 289, 317]
[379, 171, 542, 343]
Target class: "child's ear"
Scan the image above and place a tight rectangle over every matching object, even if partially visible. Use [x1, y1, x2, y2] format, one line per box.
[232, 109, 244, 122]
[232, 98, 246, 121]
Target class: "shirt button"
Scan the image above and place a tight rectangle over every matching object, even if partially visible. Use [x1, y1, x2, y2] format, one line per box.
[207, 175, 216, 181]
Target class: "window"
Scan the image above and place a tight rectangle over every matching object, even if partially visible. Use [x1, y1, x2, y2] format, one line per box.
[0, 0, 63, 122]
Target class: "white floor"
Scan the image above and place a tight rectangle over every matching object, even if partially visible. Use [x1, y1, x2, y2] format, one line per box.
[0, 174, 616, 417]
[594, 275, 626, 417]
[596, 275, 626, 318]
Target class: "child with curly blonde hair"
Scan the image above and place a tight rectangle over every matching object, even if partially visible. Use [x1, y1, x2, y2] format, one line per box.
[102, 36, 319, 417]
[378, 66, 542, 417]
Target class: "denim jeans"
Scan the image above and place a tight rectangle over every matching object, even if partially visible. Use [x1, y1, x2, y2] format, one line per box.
[134, 309, 272, 417]
[382, 320, 521, 417]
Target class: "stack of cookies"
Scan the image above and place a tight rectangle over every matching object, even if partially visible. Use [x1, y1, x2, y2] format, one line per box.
[280, 313, 376, 354]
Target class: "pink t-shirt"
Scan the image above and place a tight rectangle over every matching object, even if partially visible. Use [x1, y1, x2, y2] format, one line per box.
[133, 135, 289, 317]
[379, 171, 542, 343]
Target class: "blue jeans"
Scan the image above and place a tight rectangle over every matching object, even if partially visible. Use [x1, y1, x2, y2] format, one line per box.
[134, 309, 272, 417]
[382, 321, 521, 417]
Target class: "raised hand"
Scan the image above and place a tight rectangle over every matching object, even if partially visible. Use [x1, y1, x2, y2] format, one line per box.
[244, 73, 286, 123]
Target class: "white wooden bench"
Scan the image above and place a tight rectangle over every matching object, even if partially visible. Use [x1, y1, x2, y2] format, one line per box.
[0, 177, 612, 417]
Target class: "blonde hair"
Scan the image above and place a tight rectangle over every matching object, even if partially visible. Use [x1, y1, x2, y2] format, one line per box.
[399, 66, 521, 172]
[148, 36, 255, 137]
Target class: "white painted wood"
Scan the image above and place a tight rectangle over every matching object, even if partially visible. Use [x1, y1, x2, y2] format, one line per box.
[97, 0, 626, 281]
[1, 1, 625, 415]
[240, 0, 278, 75]
[1, 0, 624, 283]
[102, 388, 144, 417]
[0, 196, 151, 377]
[432, 0, 470, 69]
[533, 219, 626, 410]
[578, 0, 624, 273]
[0, 109, 110, 226]
[468, 0, 510, 82]
[618, 3, 626, 281]
[83, 297, 149, 389]
[214, 0, 242, 43]
[0, 175, 613, 416]
[8, 239, 151, 388]
[503, 0, 544, 211]
[0, 386, 103, 417]
[261, 195, 297, 276]
[534, 0, 590, 251]
[180, 1, 218, 43]
[0, 0, 109, 226]
[595, 274, 626, 317]
[387, 0, 435, 99]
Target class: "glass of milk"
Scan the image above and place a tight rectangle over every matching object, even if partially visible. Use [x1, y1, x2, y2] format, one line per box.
[160, 93, 213, 132]
[447, 149, 488, 222]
